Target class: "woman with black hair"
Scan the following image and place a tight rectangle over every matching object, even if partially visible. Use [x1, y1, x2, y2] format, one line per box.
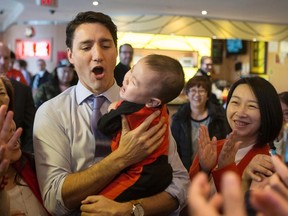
[189, 77, 283, 192]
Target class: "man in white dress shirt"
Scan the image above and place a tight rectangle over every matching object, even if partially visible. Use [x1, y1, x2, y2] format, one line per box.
[33, 11, 189, 215]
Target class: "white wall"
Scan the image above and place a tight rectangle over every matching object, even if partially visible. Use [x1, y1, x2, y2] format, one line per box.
[3, 24, 67, 75]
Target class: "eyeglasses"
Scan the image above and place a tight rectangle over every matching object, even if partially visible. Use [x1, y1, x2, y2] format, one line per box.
[189, 89, 207, 95]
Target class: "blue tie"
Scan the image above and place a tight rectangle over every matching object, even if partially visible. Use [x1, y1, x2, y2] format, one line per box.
[90, 96, 105, 134]
[90, 95, 111, 157]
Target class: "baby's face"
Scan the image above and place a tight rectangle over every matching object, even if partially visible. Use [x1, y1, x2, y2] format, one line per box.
[120, 58, 157, 104]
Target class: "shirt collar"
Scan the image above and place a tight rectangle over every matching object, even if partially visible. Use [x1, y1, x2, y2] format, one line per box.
[38, 70, 46, 77]
[76, 81, 121, 105]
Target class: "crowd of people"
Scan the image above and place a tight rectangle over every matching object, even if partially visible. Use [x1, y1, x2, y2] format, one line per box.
[0, 10, 287, 216]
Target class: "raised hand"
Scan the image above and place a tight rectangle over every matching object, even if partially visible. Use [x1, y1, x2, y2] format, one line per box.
[250, 155, 288, 216]
[269, 156, 288, 200]
[189, 172, 245, 216]
[0, 105, 22, 188]
[218, 130, 242, 169]
[198, 125, 217, 173]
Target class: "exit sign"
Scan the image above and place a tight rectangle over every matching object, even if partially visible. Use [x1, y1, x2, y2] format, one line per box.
[36, 0, 58, 7]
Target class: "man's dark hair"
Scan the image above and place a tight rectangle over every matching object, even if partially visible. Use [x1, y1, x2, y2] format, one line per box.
[119, 44, 133, 53]
[66, 11, 118, 49]
[18, 59, 28, 68]
[10, 51, 16, 60]
[200, 56, 212, 65]
[226, 77, 283, 146]
[144, 54, 185, 104]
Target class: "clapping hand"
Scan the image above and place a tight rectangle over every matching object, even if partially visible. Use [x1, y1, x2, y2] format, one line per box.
[218, 130, 242, 169]
[189, 171, 245, 216]
[198, 125, 217, 174]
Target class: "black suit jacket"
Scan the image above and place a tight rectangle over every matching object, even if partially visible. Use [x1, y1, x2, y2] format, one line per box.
[30, 70, 51, 88]
[11, 79, 36, 153]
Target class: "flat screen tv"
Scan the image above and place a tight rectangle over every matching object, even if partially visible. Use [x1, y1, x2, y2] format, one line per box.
[226, 39, 247, 56]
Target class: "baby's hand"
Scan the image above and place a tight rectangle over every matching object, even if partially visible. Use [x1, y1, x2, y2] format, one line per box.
[108, 101, 117, 112]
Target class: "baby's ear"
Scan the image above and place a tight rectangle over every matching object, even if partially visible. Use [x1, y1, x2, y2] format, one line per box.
[146, 98, 162, 108]
[108, 101, 117, 112]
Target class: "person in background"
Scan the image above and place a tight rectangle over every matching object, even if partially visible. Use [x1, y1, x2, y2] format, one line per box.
[6, 51, 27, 85]
[0, 42, 35, 153]
[195, 56, 222, 103]
[114, 43, 134, 87]
[171, 76, 229, 170]
[189, 77, 282, 193]
[14, 59, 32, 85]
[31, 59, 51, 97]
[34, 58, 78, 109]
[33, 11, 189, 215]
[96, 54, 184, 201]
[271, 91, 288, 155]
[0, 76, 50, 215]
[195, 56, 213, 78]
[280, 92, 288, 122]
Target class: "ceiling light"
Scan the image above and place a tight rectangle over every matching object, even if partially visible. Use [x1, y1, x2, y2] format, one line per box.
[92, 1, 99, 6]
[201, 10, 208, 15]
[253, 38, 257, 42]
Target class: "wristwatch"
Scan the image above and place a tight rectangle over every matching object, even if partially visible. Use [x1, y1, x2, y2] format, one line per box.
[130, 200, 144, 216]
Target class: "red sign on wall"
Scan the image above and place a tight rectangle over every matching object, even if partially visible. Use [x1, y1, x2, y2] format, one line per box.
[35, 0, 58, 7]
[15, 39, 51, 60]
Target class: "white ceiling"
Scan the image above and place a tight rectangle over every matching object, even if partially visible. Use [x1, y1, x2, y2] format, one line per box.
[0, 0, 288, 32]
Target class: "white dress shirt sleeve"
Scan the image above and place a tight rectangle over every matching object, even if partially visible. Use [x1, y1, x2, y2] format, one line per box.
[165, 129, 190, 214]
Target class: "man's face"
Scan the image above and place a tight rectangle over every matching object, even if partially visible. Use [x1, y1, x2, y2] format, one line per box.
[201, 58, 213, 73]
[119, 45, 133, 66]
[0, 44, 10, 75]
[68, 23, 117, 94]
[37, 60, 46, 71]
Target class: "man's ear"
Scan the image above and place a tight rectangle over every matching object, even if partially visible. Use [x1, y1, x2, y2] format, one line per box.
[146, 98, 162, 108]
[67, 48, 74, 64]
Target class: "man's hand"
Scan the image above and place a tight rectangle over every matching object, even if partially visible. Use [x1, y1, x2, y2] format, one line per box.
[242, 154, 274, 182]
[116, 110, 167, 167]
[81, 195, 131, 216]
